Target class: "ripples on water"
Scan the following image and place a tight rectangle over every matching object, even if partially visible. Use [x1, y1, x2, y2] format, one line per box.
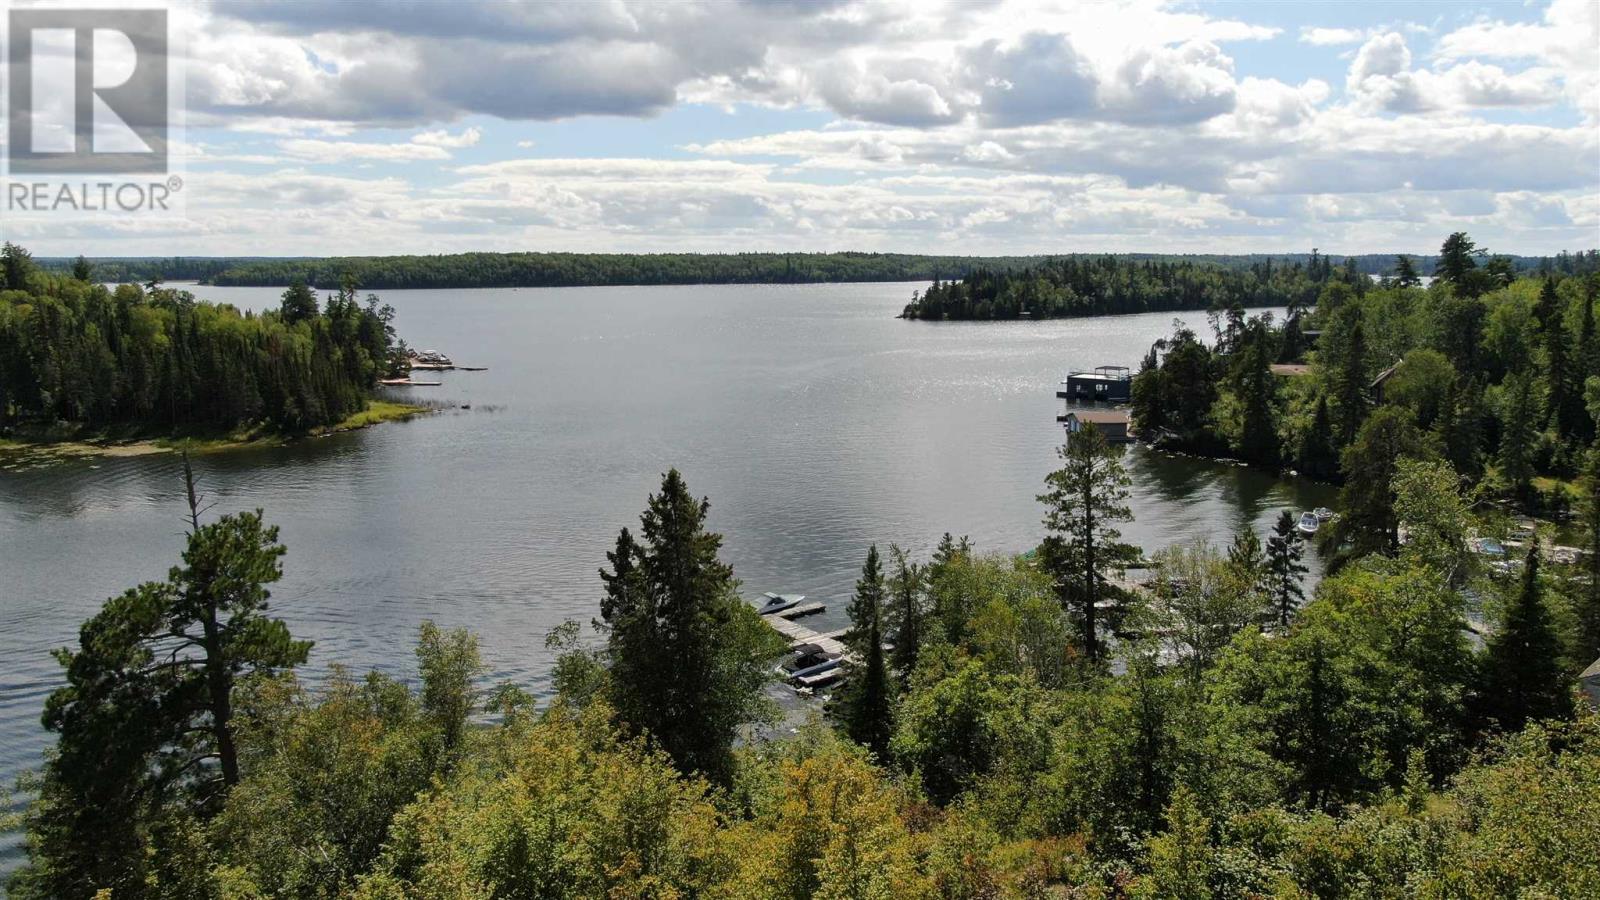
[0, 283, 1336, 869]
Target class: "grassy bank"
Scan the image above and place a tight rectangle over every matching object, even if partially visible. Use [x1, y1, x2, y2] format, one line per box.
[0, 401, 431, 464]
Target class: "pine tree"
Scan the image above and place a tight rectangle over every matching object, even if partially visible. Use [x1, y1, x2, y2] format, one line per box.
[598, 469, 782, 785]
[1234, 319, 1280, 467]
[18, 459, 310, 898]
[1498, 373, 1538, 500]
[1395, 254, 1421, 288]
[1435, 377, 1486, 483]
[71, 255, 93, 282]
[1298, 395, 1338, 481]
[1338, 406, 1425, 557]
[1265, 510, 1308, 628]
[883, 544, 926, 681]
[1483, 543, 1573, 732]
[1332, 318, 1370, 446]
[1038, 426, 1138, 660]
[279, 280, 320, 325]
[838, 545, 893, 758]
[1576, 444, 1600, 661]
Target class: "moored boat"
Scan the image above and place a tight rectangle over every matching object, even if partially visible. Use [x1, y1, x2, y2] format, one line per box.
[1297, 512, 1320, 536]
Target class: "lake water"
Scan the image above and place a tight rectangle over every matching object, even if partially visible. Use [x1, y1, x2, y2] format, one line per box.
[0, 282, 1335, 867]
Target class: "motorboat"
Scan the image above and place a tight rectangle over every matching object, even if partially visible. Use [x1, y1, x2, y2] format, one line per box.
[757, 592, 805, 615]
[1313, 507, 1334, 522]
[1297, 512, 1320, 536]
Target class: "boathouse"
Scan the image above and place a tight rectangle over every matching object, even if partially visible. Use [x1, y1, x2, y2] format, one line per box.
[1058, 365, 1132, 403]
[1060, 408, 1133, 444]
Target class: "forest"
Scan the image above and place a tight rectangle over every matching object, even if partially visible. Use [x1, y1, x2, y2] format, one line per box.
[38, 248, 1598, 293]
[898, 247, 1598, 321]
[1130, 233, 1600, 525]
[0, 244, 404, 438]
[8, 426, 1598, 896]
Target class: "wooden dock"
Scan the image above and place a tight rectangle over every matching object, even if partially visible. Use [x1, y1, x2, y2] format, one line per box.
[773, 601, 826, 620]
[760, 608, 851, 659]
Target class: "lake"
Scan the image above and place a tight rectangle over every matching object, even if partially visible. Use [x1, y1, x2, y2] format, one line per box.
[0, 282, 1335, 867]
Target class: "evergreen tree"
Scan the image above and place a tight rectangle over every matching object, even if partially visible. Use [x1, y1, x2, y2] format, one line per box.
[1038, 426, 1138, 660]
[598, 469, 782, 785]
[1225, 526, 1268, 602]
[279, 280, 319, 325]
[1130, 343, 1171, 439]
[1337, 406, 1426, 558]
[927, 531, 974, 645]
[1435, 377, 1486, 483]
[1298, 395, 1338, 481]
[16, 460, 309, 898]
[839, 545, 893, 758]
[1265, 510, 1308, 628]
[1576, 444, 1600, 662]
[1483, 544, 1573, 732]
[883, 544, 926, 681]
[70, 255, 93, 282]
[1497, 373, 1539, 500]
[1233, 318, 1280, 467]
[1331, 317, 1370, 446]
[1438, 232, 1487, 296]
[1395, 254, 1421, 288]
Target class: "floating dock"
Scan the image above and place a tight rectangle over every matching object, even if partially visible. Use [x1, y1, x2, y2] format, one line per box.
[759, 603, 850, 659]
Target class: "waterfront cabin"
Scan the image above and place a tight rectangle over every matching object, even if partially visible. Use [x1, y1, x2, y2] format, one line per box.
[1060, 408, 1132, 444]
[1058, 365, 1132, 403]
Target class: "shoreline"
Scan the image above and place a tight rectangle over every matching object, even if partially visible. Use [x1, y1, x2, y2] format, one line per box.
[0, 401, 431, 465]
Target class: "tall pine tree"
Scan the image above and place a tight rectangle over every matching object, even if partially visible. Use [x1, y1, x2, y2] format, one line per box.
[838, 545, 893, 758]
[598, 469, 783, 785]
[1038, 426, 1138, 660]
[1482, 543, 1572, 732]
[1265, 510, 1308, 628]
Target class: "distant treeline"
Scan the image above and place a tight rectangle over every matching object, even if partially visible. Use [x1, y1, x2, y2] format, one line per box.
[35, 248, 1598, 291]
[1, 244, 400, 436]
[901, 249, 1599, 321]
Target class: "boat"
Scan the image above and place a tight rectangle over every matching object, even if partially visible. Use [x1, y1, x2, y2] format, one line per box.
[757, 592, 805, 615]
[1296, 512, 1320, 536]
[1313, 507, 1334, 522]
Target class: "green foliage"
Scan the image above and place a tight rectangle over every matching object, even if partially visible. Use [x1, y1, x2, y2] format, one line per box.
[1481, 544, 1574, 733]
[0, 246, 399, 434]
[1265, 511, 1308, 628]
[838, 545, 895, 758]
[902, 254, 1330, 320]
[1039, 426, 1138, 661]
[10, 482, 309, 899]
[1337, 406, 1428, 558]
[598, 469, 786, 785]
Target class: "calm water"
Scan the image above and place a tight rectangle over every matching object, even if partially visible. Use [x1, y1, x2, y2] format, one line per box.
[0, 282, 1334, 866]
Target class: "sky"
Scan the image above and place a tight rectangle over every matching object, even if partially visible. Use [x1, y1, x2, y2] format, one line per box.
[8, 0, 1599, 258]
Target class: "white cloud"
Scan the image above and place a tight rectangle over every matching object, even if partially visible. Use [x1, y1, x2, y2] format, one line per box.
[1347, 32, 1564, 114]
[1299, 27, 1366, 46]
[1434, 0, 1600, 120]
[278, 138, 452, 163]
[412, 127, 482, 148]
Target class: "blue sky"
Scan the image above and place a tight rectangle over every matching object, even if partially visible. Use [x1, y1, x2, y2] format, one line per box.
[12, 0, 1598, 257]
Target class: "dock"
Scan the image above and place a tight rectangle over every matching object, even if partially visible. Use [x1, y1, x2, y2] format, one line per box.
[759, 604, 851, 659]
[772, 601, 826, 620]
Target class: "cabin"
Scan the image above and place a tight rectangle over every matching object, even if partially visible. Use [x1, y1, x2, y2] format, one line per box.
[1370, 363, 1400, 404]
[1058, 365, 1132, 403]
[1060, 408, 1133, 444]
[1583, 656, 1600, 711]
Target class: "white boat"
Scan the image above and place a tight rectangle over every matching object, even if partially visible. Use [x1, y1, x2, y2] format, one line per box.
[1313, 507, 1334, 522]
[1297, 512, 1320, 536]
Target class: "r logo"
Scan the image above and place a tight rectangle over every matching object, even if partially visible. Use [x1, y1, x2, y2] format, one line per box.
[7, 7, 168, 174]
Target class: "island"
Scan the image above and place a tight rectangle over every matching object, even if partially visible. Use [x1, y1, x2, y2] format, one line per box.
[0, 243, 426, 460]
